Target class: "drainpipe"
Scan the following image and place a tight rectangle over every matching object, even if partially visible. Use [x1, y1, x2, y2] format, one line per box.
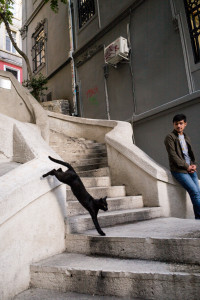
[103, 62, 111, 120]
[96, 0, 101, 29]
[68, 0, 78, 116]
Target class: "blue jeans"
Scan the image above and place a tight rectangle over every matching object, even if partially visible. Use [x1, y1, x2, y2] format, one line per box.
[171, 171, 200, 219]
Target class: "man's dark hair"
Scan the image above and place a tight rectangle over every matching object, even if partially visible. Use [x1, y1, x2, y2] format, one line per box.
[173, 114, 187, 123]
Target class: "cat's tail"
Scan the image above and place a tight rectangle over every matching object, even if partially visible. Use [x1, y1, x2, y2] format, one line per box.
[48, 156, 74, 170]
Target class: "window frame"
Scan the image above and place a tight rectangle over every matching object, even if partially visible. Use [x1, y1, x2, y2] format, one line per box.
[31, 19, 47, 74]
[77, 0, 96, 29]
[5, 31, 17, 54]
[4, 65, 21, 82]
[184, 0, 200, 64]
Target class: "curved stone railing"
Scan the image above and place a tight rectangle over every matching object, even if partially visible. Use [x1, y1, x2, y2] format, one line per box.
[0, 113, 66, 300]
[48, 111, 193, 219]
[0, 70, 49, 142]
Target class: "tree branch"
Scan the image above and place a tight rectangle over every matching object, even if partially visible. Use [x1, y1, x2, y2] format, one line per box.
[0, 11, 33, 80]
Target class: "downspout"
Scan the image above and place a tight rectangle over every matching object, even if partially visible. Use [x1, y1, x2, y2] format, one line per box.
[103, 51, 111, 120]
[96, 0, 101, 29]
[127, 11, 136, 144]
[68, 0, 78, 116]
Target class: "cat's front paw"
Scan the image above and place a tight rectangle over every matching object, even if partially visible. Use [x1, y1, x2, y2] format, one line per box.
[100, 231, 106, 236]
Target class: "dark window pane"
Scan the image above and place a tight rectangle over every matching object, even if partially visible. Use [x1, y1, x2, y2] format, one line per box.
[78, 0, 95, 28]
[6, 68, 18, 79]
[184, 0, 200, 63]
[32, 27, 46, 72]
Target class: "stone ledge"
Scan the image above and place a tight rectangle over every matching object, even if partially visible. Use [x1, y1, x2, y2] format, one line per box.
[41, 100, 70, 115]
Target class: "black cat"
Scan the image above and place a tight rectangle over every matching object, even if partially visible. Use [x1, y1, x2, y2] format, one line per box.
[43, 156, 108, 236]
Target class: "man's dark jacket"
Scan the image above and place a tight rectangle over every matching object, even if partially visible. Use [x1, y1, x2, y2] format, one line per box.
[164, 130, 196, 173]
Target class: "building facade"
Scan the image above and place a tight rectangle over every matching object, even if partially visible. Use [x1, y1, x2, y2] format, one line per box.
[0, 0, 23, 83]
[21, 0, 200, 168]
[21, 0, 73, 104]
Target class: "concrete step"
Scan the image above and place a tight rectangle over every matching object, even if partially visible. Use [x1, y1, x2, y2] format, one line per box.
[50, 137, 106, 151]
[52, 147, 107, 157]
[70, 157, 108, 168]
[66, 186, 126, 201]
[30, 252, 200, 299]
[65, 217, 200, 265]
[74, 161, 108, 172]
[81, 176, 111, 188]
[55, 151, 107, 161]
[66, 207, 161, 233]
[49, 132, 107, 159]
[14, 288, 121, 300]
[78, 167, 110, 177]
[67, 195, 143, 216]
[50, 137, 106, 148]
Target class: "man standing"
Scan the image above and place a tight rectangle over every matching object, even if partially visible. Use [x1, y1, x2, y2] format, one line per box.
[164, 114, 200, 219]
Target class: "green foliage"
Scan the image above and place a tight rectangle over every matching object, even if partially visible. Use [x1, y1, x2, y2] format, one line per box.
[45, 0, 68, 13]
[23, 73, 48, 102]
[0, 0, 14, 25]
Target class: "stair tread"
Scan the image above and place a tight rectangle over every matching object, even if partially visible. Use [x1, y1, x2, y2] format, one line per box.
[69, 217, 200, 239]
[74, 163, 108, 171]
[68, 207, 161, 219]
[66, 185, 125, 191]
[68, 157, 107, 163]
[78, 167, 110, 176]
[107, 195, 142, 200]
[31, 252, 200, 275]
[67, 195, 143, 202]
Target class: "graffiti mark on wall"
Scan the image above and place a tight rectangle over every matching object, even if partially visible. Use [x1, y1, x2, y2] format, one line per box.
[86, 87, 99, 105]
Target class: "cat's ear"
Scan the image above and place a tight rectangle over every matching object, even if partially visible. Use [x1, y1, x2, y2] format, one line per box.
[103, 196, 107, 201]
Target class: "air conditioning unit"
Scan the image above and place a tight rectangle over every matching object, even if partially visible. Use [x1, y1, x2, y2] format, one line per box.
[104, 37, 129, 65]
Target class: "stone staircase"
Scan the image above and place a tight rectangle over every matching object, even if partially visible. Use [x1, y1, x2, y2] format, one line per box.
[14, 131, 200, 300]
[49, 130, 161, 235]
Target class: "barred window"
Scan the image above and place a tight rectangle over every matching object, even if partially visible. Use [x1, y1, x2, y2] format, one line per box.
[32, 20, 47, 72]
[78, 0, 95, 29]
[184, 0, 200, 63]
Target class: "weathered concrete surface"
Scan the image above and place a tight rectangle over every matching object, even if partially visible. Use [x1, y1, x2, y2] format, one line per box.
[0, 158, 20, 176]
[41, 99, 70, 115]
[0, 70, 49, 141]
[84, 217, 200, 239]
[66, 217, 200, 264]
[30, 252, 200, 300]
[66, 207, 161, 234]
[0, 114, 66, 300]
[14, 288, 126, 300]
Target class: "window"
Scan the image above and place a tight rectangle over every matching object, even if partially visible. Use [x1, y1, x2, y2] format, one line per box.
[6, 31, 16, 54]
[32, 21, 47, 72]
[78, 0, 95, 29]
[10, 3, 17, 18]
[4, 66, 20, 82]
[184, 0, 200, 63]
